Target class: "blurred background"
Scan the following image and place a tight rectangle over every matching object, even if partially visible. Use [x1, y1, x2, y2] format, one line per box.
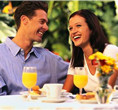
[0, 0, 118, 61]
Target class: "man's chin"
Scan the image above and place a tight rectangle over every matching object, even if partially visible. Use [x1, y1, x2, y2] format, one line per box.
[35, 38, 42, 42]
[37, 40, 42, 43]
[33, 39, 42, 44]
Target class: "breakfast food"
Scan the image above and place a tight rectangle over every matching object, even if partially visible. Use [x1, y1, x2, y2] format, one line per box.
[76, 92, 96, 100]
[32, 85, 42, 95]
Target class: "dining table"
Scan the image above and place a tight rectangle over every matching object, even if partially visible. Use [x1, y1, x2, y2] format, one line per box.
[0, 93, 118, 110]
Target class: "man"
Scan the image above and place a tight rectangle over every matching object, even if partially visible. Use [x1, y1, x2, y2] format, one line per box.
[0, 1, 69, 95]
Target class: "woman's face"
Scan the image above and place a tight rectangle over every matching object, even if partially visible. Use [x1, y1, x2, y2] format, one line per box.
[69, 15, 92, 48]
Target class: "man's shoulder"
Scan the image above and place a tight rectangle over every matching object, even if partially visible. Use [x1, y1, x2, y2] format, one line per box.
[34, 47, 62, 59]
[34, 47, 56, 56]
[34, 47, 50, 54]
[0, 43, 7, 57]
[0, 43, 6, 50]
[0, 42, 5, 46]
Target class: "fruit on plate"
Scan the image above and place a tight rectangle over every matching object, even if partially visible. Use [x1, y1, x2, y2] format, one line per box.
[32, 85, 42, 95]
[76, 92, 96, 100]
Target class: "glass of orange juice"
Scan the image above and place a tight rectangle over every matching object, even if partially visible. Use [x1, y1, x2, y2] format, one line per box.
[22, 66, 37, 100]
[74, 67, 88, 95]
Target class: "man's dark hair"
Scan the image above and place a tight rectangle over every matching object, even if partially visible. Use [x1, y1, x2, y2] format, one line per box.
[14, 1, 48, 30]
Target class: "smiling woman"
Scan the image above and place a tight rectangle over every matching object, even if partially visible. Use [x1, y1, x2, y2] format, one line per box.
[63, 9, 118, 94]
[69, 15, 91, 47]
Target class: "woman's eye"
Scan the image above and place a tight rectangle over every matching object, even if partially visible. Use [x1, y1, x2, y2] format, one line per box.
[69, 27, 72, 31]
[77, 24, 81, 27]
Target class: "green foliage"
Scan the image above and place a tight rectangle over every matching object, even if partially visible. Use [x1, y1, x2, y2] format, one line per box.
[0, 1, 118, 61]
[44, 1, 71, 61]
[67, 1, 79, 13]
[52, 43, 71, 61]
[78, 1, 118, 46]
[0, 13, 16, 42]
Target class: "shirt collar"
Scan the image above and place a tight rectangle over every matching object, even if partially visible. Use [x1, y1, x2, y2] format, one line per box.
[5, 37, 39, 58]
[30, 47, 39, 58]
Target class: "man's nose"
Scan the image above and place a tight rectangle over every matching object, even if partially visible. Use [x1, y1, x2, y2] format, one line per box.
[46, 24, 48, 31]
[44, 23, 48, 31]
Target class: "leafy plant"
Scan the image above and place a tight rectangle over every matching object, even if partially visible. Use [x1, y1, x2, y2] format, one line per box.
[0, 1, 118, 61]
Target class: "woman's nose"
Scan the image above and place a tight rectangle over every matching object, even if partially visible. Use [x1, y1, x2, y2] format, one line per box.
[71, 28, 78, 35]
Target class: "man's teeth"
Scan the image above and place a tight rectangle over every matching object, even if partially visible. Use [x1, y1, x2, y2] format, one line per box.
[39, 32, 43, 35]
[74, 36, 80, 39]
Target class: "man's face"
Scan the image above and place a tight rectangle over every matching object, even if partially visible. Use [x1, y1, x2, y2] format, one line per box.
[25, 9, 48, 42]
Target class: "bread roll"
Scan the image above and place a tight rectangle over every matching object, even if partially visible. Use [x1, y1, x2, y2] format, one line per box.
[76, 92, 95, 100]
[32, 85, 42, 95]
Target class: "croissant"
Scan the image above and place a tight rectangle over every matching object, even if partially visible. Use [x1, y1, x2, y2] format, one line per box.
[32, 85, 42, 95]
[76, 92, 95, 100]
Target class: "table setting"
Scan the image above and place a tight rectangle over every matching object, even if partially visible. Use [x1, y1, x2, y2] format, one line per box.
[20, 84, 73, 103]
[0, 54, 118, 110]
[19, 81, 118, 105]
[20, 66, 74, 103]
[18, 58, 118, 105]
[0, 85, 118, 110]
[0, 89, 118, 110]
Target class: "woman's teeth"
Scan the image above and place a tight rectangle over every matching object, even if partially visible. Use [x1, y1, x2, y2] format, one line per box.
[74, 36, 80, 39]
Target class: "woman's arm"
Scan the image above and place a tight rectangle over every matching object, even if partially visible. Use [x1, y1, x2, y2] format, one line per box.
[103, 44, 118, 88]
[108, 69, 118, 88]
[63, 75, 74, 92]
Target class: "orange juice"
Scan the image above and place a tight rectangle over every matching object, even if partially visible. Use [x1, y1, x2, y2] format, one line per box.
[74, 75, 88, 88]
[22, 72, 37, 89]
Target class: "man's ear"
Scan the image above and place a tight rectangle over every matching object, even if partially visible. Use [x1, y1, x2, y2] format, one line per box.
[20, 15, 29, 25]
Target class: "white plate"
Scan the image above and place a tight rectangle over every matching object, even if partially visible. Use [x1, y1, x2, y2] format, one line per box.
[20, 91, 29, 97]
[42, 97, 66, 103]
[79, 99, 98, 104]
[61, 90, 70, 96]
[20, 91, 45, 99]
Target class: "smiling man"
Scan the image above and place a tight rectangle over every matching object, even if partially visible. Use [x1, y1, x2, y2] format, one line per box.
[0, 1, 69, 95]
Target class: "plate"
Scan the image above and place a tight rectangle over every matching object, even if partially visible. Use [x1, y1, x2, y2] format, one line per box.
[42, 97, 66, 103]
[20, 91, 45, 99]
[61, 90, 70, 96]
[76, 92, 98, 104]
[20, 91, 29, 97]
[79, 99, 98, 104]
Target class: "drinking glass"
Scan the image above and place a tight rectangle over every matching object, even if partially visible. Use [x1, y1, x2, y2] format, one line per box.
[73, 67, 88, 95]
[22, 67, 37, 100]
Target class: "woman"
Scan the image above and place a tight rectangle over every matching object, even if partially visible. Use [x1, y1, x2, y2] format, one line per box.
[63, 9, 118, 93]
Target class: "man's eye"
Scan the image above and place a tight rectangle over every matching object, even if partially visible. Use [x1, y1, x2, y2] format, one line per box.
[40, 21, 44, 24]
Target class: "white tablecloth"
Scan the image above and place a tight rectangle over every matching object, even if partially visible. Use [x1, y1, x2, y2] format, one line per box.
[0, 95, 118, 110]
